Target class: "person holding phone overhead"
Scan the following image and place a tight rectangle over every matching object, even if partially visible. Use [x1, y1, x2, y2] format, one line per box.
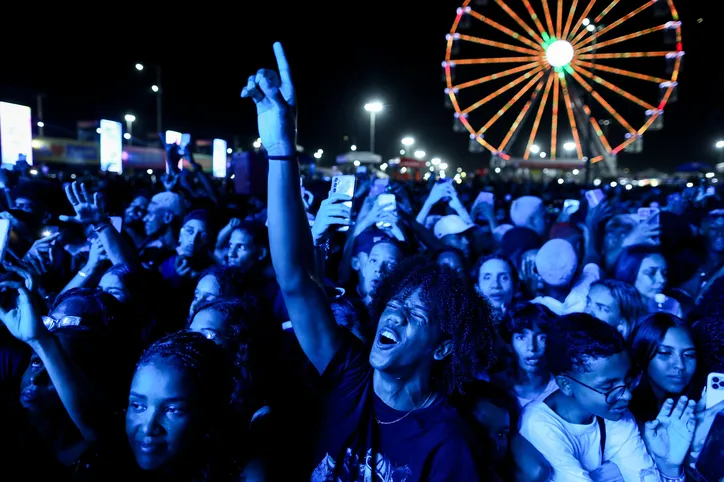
[242, 43, 495, 481]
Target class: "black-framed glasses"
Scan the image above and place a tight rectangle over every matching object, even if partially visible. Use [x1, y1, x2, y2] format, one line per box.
[566, 373, 642, 404]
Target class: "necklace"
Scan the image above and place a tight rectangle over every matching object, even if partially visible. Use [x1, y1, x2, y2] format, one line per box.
[375, 392, 435, 425]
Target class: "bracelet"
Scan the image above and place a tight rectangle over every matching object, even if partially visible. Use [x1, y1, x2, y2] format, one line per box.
[659, 470, 685, 482]
[267, 155, 297, 161]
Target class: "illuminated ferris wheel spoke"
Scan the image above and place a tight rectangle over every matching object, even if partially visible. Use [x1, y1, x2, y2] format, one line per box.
[462, 67, 544, 115]
[578, 51, 671, 60]
[574, 1, 656, 50]
[568, 69, 637, 133]
[573, 61, 667, 84]
[467, 10, 544, 51]
[454, 56, 544, 65]
[452, 62, 541, 90]
[594, 0, 620, 23]
[551, 74, 560, 159]
[494, 0, 545, 45]
[556, 0, 564, 38]
[498, 77, 547, 153]
[521, 0, 550, 40]
[478, 70, 546, 135]
[576, 24, 668, 54]
[571, 64, 656, 110]
[456, 34, 542, 56]
[666, 0, 680, 20]
[560, 76, 584, 159]
[562, 0, 580, 40]
[540, 0, 557, 37]
[568, 0, 597, 41]
[524, 72, 555, 160]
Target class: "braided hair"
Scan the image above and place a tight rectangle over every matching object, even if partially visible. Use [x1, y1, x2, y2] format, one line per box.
[371, 256, 496, 395]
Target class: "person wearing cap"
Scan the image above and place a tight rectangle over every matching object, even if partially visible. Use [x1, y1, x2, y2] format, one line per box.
[434, 215, 475, 259]
[510, 196, 546, 238]
[139, 192, 186, 269]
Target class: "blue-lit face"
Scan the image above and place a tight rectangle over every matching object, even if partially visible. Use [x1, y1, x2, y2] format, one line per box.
[126, 363, 204, 471]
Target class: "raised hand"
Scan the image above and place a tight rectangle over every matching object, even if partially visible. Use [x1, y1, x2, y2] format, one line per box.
[692, 388, 724, 452]
[0, 286, 48, 345]
[311, 193, 353, 245]
[241, 42, 296, 157]
[60, 181, 107, 225]
[644, 397, 696, 471]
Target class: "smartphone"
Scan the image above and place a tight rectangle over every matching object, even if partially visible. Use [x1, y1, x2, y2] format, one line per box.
[638, 207, 660, 227]
[0, 218, 10, 262]
[330, 175, 356, 232]
[694, 412, 724, 482]
[563, 199, 581, 215]
[370, 178, 389, 197]
[376, 193, 396, 229]
[110, 216, 123, 233]
[165, 130, 182, 146]
[706, 373, 724, 410]
[41, 225, 59, 239]
[585, 189, 605, 208]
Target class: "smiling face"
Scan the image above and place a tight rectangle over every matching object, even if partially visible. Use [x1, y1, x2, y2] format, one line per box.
[369, 289, 450, 378]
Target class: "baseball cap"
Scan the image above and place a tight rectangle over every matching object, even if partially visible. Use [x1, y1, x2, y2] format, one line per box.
[510, 196, 543, 228]
[352, 228, 404, 256]
[434, 215, 475, 239]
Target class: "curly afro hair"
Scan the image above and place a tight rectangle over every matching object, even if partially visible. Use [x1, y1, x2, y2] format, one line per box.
[545, 313, 626, 375]
[371, 255, 496, 395]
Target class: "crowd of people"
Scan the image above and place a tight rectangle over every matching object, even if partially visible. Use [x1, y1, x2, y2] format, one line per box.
[0, 42, 723, 481]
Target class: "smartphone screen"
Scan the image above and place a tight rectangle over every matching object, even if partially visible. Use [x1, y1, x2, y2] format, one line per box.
[110, 216, 123, 233]
[585, 189, 605, 208]
[330, 175, 356, 232]
[0, 218, 11, 262]
[165, 130, 182, 145]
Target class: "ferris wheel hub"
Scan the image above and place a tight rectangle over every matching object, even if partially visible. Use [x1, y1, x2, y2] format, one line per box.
[546, 40, 574, 68]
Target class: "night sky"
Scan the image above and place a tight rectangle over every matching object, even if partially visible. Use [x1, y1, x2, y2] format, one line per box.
[0, 0, 720, 173]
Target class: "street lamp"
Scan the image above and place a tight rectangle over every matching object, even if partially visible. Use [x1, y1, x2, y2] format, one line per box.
[401, 137, 415, 147]
[364, 101, 383, 153]
[124, 114, 135, 145]
[135, 63, 163, 133]
[716, 140, 724, 163]
[563, 141, 576, 152]
[414, 150, 426, 159]
[530, 144, 541, 154]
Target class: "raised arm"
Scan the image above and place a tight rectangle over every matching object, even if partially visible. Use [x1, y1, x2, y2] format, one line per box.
[242, 43, 342, 373]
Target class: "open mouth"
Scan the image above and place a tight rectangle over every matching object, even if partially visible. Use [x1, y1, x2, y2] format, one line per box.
[377, 327, 400, 347]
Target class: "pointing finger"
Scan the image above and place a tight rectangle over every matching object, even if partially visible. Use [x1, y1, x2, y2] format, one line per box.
[273, 42, 296, 106]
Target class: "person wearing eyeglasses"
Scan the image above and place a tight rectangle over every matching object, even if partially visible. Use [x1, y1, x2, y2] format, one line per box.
[520, 313, 695, 482]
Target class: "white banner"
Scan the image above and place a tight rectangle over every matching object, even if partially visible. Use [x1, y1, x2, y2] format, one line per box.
[0, 102, 33, 166]
[100, 119, 123, 173]
[212, 139, 227, 178]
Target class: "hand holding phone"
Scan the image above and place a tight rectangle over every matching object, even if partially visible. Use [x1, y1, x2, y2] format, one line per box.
[585, 189, 605, 208]
[0, 218, 11, 262]
[330, 175, 356, 232]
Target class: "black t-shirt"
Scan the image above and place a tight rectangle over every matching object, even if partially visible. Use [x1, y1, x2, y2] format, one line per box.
[310, 333, 488, 481]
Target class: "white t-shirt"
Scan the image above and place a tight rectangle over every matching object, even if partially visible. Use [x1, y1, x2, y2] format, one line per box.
[520, 400, 661, 482]
[515, 378, 559, 409]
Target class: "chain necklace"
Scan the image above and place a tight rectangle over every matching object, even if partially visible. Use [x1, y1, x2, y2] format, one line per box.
[375, 392, 435, 425]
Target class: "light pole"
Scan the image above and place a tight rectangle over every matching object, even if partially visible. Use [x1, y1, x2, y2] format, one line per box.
[135, 63, 163, 134]
[36, 94, 46, 137]
[364, 101, 383, 153]
[124, 114, 136, 145]
[716, 140, 724, 164]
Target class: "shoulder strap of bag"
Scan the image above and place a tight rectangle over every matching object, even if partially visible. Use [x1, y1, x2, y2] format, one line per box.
[597, 416, 606, 463]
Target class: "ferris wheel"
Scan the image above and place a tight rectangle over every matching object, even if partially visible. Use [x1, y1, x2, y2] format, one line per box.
[443, 0, 684, 174]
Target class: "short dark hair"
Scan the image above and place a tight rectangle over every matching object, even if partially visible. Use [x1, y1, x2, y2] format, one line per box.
[545, 313, 626, 375]
[500, 302, 556, 344]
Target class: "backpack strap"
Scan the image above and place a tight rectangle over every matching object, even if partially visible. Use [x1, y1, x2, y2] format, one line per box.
[597, 416, 607, 463]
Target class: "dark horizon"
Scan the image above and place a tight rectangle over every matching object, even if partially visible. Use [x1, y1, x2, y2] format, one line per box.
[0, 0, 719, 174]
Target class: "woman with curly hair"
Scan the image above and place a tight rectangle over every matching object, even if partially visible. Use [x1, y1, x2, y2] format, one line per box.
[247, 44, 497, 481]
